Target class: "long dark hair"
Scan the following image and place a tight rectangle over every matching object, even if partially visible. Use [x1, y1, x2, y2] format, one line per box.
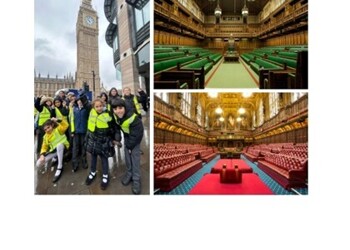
[108, 87, 119, 98]
[100, 92, 108, 103]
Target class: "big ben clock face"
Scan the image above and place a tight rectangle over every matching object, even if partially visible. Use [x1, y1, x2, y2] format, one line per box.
[85, 15, 94, 26]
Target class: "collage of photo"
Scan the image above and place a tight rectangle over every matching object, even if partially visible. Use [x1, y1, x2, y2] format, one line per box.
[34, 0, 308, 196]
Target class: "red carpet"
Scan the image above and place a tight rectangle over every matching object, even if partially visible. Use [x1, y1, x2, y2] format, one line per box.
[188, 173, 274, 195]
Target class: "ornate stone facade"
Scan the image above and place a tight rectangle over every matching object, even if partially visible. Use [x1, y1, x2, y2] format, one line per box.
[34, 73, 75, 97]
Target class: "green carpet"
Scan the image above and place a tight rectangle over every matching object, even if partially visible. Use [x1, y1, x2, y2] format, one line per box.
[205, 59, 258, 88]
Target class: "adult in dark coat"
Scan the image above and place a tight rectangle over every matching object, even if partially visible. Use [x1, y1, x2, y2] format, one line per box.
[137, 88, 148, 112]
[122, 87, 141, 117]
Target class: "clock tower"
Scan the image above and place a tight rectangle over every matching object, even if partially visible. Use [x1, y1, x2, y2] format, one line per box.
[76, 0, 100, 98]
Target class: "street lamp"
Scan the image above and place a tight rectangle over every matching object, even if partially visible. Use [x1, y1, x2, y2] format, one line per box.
[91, 70, 95, 97]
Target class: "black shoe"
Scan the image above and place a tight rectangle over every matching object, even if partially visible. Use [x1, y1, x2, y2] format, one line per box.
[132, 181, 141, 195]
[121, 174, 132, 186]
[100, 175, 109, 190]
[72, 164, 78, 172]
[85, 172, 96, 185]
[52, 168, 63, 183]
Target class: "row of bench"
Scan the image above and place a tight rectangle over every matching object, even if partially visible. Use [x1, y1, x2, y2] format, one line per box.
[243, 142, 308, 190]
[241, 46, 308, 89]
[154, 51, 222, 89]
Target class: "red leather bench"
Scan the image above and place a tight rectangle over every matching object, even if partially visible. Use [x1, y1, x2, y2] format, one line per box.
[257, 155, 307, 190]
[155, 159, 202, 192]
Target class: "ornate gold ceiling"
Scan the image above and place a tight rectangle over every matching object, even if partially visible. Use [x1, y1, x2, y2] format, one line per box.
[199, 92, 266, 131]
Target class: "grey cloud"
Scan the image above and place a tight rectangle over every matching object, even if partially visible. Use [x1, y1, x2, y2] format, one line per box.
[35, 38, 55, 55]
[35, 55, 75, 77]
[35, 0, 116, 88]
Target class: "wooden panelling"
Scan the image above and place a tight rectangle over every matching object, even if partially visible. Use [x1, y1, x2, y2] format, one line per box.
[154, 30, 200, 46]
[255, 127, 308, 144]
[263, 30, 308, 46]
[155, 128, 205, 144]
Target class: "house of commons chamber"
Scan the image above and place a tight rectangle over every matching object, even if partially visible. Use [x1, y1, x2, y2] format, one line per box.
[154, 0, 307, 89]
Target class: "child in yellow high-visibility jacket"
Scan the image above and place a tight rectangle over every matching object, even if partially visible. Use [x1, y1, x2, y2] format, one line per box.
[36, 118, 70, 183]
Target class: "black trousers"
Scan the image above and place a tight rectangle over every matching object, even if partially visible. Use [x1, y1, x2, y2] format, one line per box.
[72, 133, 87, 168]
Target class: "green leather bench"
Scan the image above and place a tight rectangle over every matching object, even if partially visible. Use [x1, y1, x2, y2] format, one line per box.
[154, 55, 197, 73]
[181, 58, 213, 74]
[267, 55, 297, 69]
[154, 52, 185, 61]
[241, 53, 255, 63]
[154, 48, 175, 53]
[277, 51, 298, 59]
[209, 54, 222, 64]
[251, 59, 282, 75]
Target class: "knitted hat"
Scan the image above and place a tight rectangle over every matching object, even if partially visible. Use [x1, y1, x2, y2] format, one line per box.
[40, 96, 54, 105]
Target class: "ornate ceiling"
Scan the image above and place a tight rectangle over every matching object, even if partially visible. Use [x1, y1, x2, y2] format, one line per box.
[199, 92, 266, 131]
[193, 0, 270, 16]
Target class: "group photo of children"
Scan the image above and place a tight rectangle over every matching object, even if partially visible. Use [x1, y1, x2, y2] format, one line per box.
[34, 87, 150, 195]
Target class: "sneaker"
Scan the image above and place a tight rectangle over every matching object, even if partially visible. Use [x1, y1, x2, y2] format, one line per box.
[85, 172, 96, 185]
[100, 175, 109, 190]
[132, 181, 141, 195]
[121, 174, 132, 186]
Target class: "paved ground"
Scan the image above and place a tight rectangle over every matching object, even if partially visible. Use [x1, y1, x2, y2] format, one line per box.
[34, 114, 150, 195]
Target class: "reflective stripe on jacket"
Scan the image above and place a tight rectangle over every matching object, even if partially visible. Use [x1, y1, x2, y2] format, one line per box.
[114, 113, 137, 134]
[38, 107, 51, 126]
[87, 109, 111, 132]
[40, 120, 69, 154]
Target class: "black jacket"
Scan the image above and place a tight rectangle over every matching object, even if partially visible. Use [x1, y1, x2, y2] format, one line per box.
[113, 110, 143, 150]
[85, 111, 115, 157]
[123, 94, 140, 115]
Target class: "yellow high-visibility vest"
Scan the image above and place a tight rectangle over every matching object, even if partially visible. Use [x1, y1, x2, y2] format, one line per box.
[38, 107, 51, 126]
[43, 129, 69, 153]
[122, 96, 141, 114]
[69, 106, 75, 132]
[114, 113, 137, 134]
[87, 109, 112, 132]
[55, 107, 68, 122]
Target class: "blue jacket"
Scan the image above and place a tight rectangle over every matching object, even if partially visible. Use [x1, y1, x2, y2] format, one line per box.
[71, 104, 89, 134]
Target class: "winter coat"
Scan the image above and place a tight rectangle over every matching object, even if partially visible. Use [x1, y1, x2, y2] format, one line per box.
[70, 103, 89, 134]
[113, 110, 144, 150]
[85, 110, 114, 157]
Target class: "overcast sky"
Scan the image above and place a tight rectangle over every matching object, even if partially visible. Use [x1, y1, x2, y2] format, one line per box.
[34, 0, 116, 90]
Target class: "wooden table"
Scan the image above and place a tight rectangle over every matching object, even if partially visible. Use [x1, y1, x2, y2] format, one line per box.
[224, 54, 239, 62]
